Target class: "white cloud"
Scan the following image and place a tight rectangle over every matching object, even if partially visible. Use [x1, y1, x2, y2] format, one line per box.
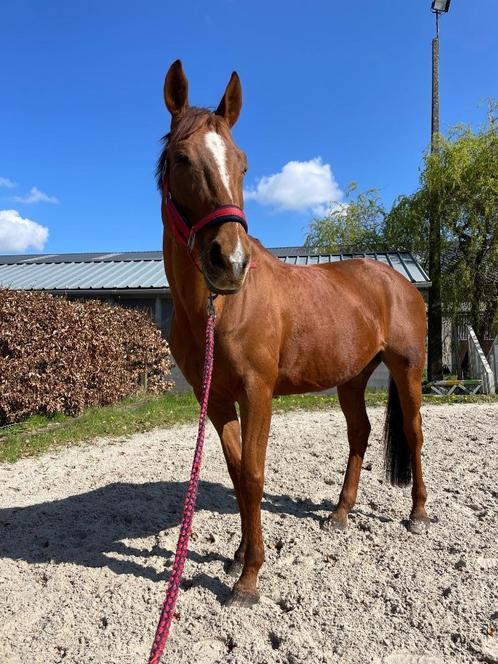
[0, 209, 49, 252]
[14, 186, 59, 204]
[244, 157, 344, 215]
[0, 177, 16, 189]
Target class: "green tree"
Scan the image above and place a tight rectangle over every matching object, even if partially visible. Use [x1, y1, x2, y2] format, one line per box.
[305, 185, 386, 252]
[305, 103, 498, 346]
[389, 104, 498, 343]
[384, 191, 427, 258]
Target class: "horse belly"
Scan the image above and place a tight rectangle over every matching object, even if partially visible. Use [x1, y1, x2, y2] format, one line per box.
[275, 324, 382, 395]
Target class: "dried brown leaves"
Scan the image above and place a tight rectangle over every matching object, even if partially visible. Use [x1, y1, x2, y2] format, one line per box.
[0, 290, 173, 425]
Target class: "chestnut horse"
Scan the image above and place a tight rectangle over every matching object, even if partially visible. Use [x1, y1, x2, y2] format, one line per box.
[159, 60, 429, 607]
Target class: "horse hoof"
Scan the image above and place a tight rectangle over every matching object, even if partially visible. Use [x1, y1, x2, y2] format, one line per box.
[323, 513, 348, 531]
[407, 517, 430, 535]
[224, 559, 243, 578]
[224, 589, 260, 608]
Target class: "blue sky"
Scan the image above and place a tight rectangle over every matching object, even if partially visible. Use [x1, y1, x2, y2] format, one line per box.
[1, 0, 497, 255]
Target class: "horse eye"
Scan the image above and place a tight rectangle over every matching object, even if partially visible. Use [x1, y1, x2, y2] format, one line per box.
[175, 153, 190, 165]
[242, 166, 248, 175]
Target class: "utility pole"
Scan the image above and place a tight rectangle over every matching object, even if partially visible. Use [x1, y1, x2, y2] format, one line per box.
[431, 14, 440, 150]
[427, 1, 451, 380]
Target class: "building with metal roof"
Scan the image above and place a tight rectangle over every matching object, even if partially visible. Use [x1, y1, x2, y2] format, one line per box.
[0, 248, 430, 338]
[0, 248, 430, 294]
[0, 251, 167, 293]
[0, 248, 430, 391]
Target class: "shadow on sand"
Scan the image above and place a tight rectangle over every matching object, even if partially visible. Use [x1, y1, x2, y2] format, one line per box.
[0, 480, 332, 599]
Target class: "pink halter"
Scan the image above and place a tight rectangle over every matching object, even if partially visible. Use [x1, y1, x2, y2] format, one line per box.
[163, 178, 248, 254]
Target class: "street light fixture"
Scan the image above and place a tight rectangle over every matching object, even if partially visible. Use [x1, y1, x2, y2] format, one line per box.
[431, 0, 451, 13]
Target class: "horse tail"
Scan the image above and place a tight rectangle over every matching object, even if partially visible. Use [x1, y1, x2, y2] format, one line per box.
[383, 377, 412, 487]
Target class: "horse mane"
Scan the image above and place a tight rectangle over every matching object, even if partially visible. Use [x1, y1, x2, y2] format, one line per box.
[155, 107, 227, 190]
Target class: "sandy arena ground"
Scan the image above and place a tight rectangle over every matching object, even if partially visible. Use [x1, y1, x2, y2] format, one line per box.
[0, 404, 497, 664]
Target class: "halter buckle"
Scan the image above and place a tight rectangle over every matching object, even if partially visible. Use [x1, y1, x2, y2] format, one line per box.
[187, 229, 196, 252]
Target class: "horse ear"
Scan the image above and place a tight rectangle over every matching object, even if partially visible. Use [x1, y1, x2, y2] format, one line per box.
[164, 59, 189, 118]
[215, 71, 242, 128]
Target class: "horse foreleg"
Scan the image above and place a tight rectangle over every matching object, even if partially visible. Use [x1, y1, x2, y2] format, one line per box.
[207, 400, 247, 575]
[226, 380, 272, 607]
[326, 376, 371, 530]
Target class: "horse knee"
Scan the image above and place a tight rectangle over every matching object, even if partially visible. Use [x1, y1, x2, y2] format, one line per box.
[241, 467, 264, 496]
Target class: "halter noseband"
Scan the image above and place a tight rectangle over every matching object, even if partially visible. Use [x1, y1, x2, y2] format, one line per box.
[163, 178, 248, 256]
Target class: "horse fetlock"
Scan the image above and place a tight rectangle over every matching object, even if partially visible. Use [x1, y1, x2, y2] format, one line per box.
[234, 541, 247, 561]
[241, 555, 264, 579]
[339, 491, 357, 512]
[412, 486, 428, 505]
[225, 558, 244, 578]
[410, 505, 429, 520]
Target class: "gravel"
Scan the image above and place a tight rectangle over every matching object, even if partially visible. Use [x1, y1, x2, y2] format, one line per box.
[0, 403, 497, 664]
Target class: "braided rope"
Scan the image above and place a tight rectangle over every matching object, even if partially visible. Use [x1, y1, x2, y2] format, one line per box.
[147, 297, 216, 664]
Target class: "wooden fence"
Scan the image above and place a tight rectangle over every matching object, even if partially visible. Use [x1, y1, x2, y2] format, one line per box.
[467, 326, 495, 394]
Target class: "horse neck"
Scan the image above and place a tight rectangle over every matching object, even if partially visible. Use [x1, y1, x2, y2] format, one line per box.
[163, 230, 210, 329]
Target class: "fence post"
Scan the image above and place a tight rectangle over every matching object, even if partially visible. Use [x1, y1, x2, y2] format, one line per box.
[467, 326, 495, 394]
[487, 332, 498, 389]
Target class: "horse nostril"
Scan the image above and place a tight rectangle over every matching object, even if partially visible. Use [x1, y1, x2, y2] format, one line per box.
[209, 241, 226, 270]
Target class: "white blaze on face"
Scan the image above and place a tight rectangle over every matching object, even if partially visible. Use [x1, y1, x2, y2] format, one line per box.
[229, 235, 243, 265]
[204, 130, 232, 200]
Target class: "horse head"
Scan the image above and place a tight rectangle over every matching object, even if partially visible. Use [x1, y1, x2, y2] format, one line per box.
[160, 60, 251, 295]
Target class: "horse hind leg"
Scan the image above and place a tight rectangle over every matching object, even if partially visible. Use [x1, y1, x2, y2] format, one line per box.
[325, 365, 375, 531]
[383, 351, 429, 534]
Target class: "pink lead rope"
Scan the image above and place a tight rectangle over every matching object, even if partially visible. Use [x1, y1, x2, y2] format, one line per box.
[147, 295, 216, 664]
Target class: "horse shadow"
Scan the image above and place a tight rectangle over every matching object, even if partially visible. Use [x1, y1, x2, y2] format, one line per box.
[0, 480, 331, 598]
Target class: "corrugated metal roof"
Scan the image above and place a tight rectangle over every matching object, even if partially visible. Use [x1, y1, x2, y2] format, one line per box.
[0, 249, 430, 291]
[0, 256, 166, 291]
[0, 251, 164, 265]
[271, 249, 430, 286]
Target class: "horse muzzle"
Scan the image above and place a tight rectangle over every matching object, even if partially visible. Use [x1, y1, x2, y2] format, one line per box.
[202, 240, 250, 294]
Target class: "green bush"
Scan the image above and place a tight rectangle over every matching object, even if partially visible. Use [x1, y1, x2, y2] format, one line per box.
[0, 289, 173, 425]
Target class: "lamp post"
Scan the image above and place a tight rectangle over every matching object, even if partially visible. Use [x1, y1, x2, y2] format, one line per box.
[427, 0, 451, 381]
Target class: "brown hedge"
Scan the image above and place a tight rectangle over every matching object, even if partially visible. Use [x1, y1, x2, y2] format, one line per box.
[0, 289, 173, 425]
